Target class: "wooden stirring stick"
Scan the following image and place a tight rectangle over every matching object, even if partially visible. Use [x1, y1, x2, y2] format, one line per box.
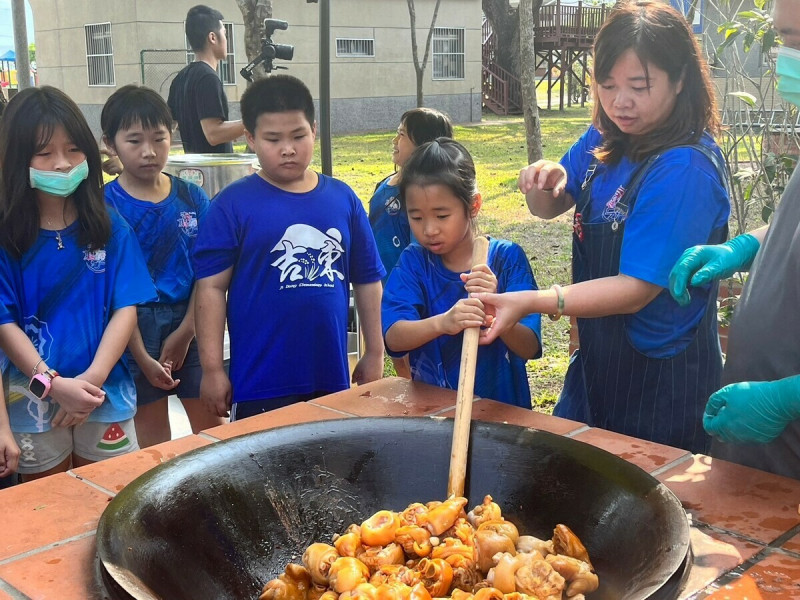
[448, 235, 490, 498]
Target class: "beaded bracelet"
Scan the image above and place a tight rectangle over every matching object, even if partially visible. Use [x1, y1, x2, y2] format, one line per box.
[548, 284, 565, 322]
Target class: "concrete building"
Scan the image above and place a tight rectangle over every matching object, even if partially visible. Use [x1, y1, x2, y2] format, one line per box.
[27, 0, 483, 135]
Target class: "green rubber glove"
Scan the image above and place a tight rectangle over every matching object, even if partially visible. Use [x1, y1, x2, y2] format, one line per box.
[703, 374, 800, 444]
[668, 234, 760, 307]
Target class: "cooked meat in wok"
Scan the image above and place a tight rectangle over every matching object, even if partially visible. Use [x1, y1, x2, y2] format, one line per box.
[259, 496, 598, 600]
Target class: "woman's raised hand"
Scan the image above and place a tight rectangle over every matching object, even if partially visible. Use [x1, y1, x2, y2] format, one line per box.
[518, 160, 568, 197]
[473, 291, 533, 345]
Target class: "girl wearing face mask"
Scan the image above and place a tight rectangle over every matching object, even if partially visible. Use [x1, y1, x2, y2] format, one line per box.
[0, 86, 156, 482]
[666, 0, 800, 479]
[475, 1, 731, 454]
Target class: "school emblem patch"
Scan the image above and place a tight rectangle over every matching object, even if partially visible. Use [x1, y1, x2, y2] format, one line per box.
[602, 185, 627, 223]
[177, 211, 199, 237]
[83, 248, 107, 273]
[97, 423, 131, 451]
[384, 195, 401, 216]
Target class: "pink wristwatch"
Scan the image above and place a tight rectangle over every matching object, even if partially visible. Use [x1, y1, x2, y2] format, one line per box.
[29, 369, 60, 400]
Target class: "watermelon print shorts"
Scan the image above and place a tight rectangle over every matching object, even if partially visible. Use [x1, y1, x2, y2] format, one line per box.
[13, 419, 138, 474]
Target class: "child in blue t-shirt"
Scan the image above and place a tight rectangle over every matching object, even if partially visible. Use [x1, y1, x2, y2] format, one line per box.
[192, 75, 385, 421]
[382, 139, 542, 408]
[369, 108, 453, 280]
[369, 107, 452, 379]
[101, 85, 225, 447]
[0, 86, 156, 481]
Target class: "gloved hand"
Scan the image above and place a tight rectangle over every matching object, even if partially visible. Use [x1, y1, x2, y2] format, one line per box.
[668, 234, 760, 307]
[703, 374, 800, 444]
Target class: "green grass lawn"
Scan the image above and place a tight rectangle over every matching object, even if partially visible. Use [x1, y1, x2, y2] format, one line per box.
[310, 107, 593, 412]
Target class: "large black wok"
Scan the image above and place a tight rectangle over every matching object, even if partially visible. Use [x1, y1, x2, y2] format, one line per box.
[96, 417, 691, 600]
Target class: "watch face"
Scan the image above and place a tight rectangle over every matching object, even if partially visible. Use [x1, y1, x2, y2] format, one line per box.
[29, 377, 47, 398]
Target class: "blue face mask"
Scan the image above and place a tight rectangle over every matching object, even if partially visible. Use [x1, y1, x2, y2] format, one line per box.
[776, 46, 800, 107]
[29, 160, 89, 197]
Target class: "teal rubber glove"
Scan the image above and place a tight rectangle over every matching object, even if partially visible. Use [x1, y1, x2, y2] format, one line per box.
[703, 374, 800, 444]
[668, 234, 760, 307]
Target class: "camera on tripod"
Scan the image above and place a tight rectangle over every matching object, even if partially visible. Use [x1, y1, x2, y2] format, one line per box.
[240, 18, 294, 82]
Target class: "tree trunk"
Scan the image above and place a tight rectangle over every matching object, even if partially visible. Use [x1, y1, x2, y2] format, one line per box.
[482, 0, 520, 76]
[519, 0, 543, 163]
[235, 0, 273, 81]
[407, 0, 442, 107]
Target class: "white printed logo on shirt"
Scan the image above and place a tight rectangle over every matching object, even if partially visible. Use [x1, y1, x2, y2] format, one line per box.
[177, 211, 199, 237]
[83, 248, 107, 273]
[603, 185, 627, 223]
[384, 195, 401, 216]
[271, 224, 345, 286]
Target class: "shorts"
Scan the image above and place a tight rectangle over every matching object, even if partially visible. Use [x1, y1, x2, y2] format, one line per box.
[13, 419, 139, 474]
[126, 302, 202, 405]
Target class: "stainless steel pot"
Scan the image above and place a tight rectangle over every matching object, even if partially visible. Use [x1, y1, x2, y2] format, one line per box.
[164, 153, 258, 198]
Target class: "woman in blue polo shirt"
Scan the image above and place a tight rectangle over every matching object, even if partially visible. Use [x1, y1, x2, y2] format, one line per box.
[475, 1, 730, 453]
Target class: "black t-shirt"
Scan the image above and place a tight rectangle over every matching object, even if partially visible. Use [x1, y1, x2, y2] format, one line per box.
[167, 61, 233, 154]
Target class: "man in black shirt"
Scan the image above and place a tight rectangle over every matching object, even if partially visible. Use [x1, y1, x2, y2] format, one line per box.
[168, 5, 245, 153]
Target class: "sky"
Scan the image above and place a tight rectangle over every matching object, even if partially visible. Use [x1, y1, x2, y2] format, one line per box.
[0, 0, 35, 56]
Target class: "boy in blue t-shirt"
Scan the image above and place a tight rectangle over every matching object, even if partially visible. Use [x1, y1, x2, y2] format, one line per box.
[101, 84, 225, 447]
[192, 75, 385, 420]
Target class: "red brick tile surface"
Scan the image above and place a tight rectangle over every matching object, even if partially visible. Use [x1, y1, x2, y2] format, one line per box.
[702, 550, 800, 599]
[203, 401, 348, 440]
[0, 535, 101, 599]
[0, 474, 112, 562]
[658, 455, 800, 544]
[72, 434, 212, 493]
[311, 378, 458, 416]
[438, 397, 585, 436]
[572, 426, 690, 473]
[679, 527, 765, 598]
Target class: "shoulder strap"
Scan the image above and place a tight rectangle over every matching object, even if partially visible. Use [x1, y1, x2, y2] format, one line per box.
[374, 174, 394, 194]
[617, 143, 731, 215]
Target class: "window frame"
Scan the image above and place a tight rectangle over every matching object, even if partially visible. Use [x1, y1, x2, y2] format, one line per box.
[335, 38, 375, 58]
[431, 27, 465, 81]
[84, 22, 115, 87]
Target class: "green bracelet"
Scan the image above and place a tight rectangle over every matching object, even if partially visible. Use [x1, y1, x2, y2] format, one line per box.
[548, 284, 565, 321]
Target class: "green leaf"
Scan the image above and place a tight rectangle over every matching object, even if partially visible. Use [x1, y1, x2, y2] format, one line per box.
[762, 205, 773, 222]
[762, 28, 777, 52]
[716, 28, 743, 57]
[724, 25, 742, 40]
[744, 31, 755, 52]
[727, 91, 757, 106]
[717, 21, 735, 35]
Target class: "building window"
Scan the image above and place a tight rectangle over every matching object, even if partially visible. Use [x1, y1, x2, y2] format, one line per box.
[432, 27, 465, 80]
[186, 22, 236, 85]
[336, 38, 375, 58]
[85, 22, 115, 86]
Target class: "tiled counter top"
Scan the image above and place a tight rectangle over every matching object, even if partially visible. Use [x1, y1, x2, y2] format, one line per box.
[1, 377, 799, 599]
